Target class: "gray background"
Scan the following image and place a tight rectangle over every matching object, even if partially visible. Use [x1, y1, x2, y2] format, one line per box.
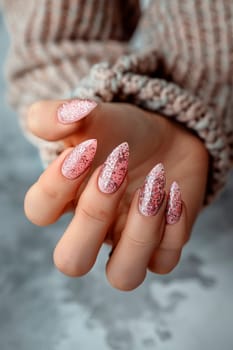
[0, 10, 233, 350]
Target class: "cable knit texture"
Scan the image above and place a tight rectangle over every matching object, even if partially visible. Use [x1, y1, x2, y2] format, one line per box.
[1, 0, 233, 202]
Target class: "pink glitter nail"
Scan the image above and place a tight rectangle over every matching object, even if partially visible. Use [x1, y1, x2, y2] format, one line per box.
[61, 139, 97, 180]
[139, 163, 166, 216]
[57, 99, 97, 124]
[98, 142, 129, 194]
[166, 181, 182, 224]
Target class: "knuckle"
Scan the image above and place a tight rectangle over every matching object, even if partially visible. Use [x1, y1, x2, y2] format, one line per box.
[42, 185, 58, 200]
[38, 177, 59, 200]
[125, 233, 158, 247]
[80, 206, 110, 224]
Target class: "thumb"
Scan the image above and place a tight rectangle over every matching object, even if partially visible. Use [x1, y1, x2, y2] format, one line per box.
[27, 98, 99, 142]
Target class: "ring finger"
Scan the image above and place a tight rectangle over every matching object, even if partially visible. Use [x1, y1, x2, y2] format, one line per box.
[106, 163, 167, 291]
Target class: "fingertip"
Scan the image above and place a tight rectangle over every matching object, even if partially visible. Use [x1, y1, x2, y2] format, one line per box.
[24, 145, 91, 227]
[148, 249, 182, 275]
[27, 101, 44, 135]
[53, 252, 79, 278]
[24, 184, 50, 226]
[105, 261, 146, 291]
[26, 99, 80, 141]
[53, 244, 93, 278]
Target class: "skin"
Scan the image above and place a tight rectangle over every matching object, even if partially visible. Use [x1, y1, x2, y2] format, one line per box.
[24, 100, 209, 291]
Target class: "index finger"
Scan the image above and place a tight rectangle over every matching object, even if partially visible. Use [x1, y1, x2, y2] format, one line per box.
[24, 139, 97, 226]
[53, 142, 129, 277]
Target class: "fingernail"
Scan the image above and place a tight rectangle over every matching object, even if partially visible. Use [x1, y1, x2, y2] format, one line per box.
[57, 99, 97, 124]
[139, 163, 166, 216]
[61, 139, 97, 180]
[166, 181, 182, 224]
[98, 142, 129, 194]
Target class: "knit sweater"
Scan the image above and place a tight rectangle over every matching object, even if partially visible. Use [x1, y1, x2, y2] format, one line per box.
[1, 0, 233, 202]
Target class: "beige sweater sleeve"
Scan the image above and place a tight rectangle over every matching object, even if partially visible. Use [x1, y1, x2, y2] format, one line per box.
[1, 0, 140, 163]
[71, 0, 233, 202]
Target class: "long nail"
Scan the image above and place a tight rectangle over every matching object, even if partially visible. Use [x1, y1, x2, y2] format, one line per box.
[139, 163, 166, 216]
[98, 142, 129, 194]
[57, 99, 97, 124]
[166, 181, 182, 224]
[61, 139, 97, 180]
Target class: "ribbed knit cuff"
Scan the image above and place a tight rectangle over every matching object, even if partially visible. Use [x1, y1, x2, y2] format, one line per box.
[71, 50, 232, 204]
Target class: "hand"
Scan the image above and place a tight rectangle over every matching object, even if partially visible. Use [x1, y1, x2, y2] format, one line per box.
[24, 99, 209, 290]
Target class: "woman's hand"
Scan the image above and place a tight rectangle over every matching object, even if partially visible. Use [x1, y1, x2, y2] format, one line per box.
[24, 99, 209, 290]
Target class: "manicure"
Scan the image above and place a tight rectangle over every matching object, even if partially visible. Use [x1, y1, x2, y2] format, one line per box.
[57, 99, 97, 124]
[166, 181, 182, 224]
[61, 139, 97, 180]
[139, 163, 166, 216]
[98, 142, 129, 194]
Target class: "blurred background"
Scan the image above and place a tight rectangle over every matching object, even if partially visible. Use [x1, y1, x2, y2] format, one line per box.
[0, 8, 233, 350]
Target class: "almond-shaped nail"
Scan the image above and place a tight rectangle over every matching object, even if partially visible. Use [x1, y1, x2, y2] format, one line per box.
[98, 142, 129, 194]
[57, 99, 97, 124]
[61, 139, 97, 180]
[139, 163, 166, 216]
[166, 181, 182, 224]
